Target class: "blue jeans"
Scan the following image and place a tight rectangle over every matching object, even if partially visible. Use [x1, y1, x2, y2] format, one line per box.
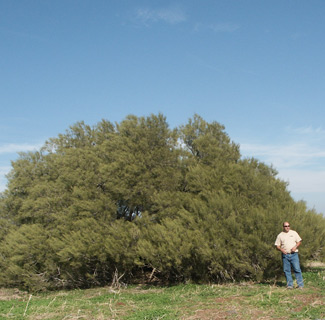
[282, 253, 304, 288]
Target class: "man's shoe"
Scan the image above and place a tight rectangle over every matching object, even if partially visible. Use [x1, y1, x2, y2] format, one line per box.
[287, 286, 293, 289]
[297, 286, 304, 290]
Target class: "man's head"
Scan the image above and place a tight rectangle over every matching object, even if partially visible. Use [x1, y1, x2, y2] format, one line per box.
[283, 222, 290, 233]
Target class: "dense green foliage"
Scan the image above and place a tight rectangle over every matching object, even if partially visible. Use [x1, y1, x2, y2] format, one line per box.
[0, 114, 324, 291]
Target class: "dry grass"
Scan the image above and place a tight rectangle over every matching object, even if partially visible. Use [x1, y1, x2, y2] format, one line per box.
[0, 268, 324, 319]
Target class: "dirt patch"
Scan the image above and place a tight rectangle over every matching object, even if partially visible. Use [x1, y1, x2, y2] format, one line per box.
[185, 308, 240, 319]
[306, 261, 325, 268]
[0, 288, 27, 301]
[183, 306, 287, 320]
[27, 313, 60, 320]
[292, 293, 325, 312]
[181, 296, 252, 320]
[180, 294, 295, 320]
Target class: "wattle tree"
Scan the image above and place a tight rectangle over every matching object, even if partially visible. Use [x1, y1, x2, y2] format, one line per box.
[0, 114, 324, 291]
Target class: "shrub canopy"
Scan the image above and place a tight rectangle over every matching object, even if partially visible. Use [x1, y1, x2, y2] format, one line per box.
[0, 114, 324, 291]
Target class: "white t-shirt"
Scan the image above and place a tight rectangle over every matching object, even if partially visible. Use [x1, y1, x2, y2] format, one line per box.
[275, 230, 302, 254]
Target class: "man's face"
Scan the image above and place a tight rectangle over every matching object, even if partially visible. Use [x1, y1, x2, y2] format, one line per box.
[283, 223, 290, 233]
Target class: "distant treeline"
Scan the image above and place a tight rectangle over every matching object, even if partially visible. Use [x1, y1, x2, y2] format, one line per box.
[0, 114, 324, 291]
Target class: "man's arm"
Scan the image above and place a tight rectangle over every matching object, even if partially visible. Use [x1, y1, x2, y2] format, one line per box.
[291, 240, 302, 253]
[276, 245, 287, 254]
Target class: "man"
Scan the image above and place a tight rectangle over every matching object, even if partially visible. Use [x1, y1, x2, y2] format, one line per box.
[275, 222, 304, 289]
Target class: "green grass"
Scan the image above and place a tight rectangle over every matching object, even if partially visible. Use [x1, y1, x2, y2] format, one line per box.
[0, 268, 324, 319]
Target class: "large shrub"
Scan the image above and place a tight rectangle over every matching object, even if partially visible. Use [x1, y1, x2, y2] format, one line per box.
[0, 114, 324, 291]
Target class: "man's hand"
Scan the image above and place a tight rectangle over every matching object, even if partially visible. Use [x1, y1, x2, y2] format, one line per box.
[276, 245, 287, 254]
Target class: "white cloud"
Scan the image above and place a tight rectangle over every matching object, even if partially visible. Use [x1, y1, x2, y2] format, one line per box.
[278, 169, 325, 194]
[0, 143, 42, 154]
[285, 126, 325, 145]
[239, 125, 325, 212]
[240, 143, 325, 169]
[291, 126, 325, 135]
[0, 142, 43, 192]
[0, 166, 11, 174]
[135, 6, 187, 25]
[0, 166, 11, 192]
[194, 22, 240, 33]
[241, 125, 325, 169]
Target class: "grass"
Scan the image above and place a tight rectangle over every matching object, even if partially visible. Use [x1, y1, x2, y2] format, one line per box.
[0, 268, 324, 319]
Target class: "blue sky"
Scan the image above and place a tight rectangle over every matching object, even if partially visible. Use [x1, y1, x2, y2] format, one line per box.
[1, 0, 324, 214]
